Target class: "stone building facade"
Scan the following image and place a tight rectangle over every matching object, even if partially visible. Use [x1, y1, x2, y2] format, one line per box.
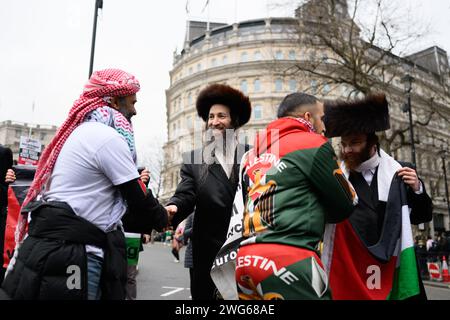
[0, 120, 57, 161]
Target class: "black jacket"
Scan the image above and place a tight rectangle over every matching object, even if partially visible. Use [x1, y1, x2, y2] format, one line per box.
[0, 201, 127, 300]
[169, 145, 249, 300]
[398, 161, 433, 225]
[0, 145, 13, 208]
[0, 145, 13, 283]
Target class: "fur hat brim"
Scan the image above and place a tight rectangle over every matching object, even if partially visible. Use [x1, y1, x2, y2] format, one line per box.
[196, 84, 251, 128]
[323, 93, 390, 138]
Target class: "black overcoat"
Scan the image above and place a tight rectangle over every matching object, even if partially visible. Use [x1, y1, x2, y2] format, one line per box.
[169, 144, 249, 300]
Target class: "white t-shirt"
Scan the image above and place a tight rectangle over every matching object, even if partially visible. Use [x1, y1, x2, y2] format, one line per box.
[43, 122, 140, 256]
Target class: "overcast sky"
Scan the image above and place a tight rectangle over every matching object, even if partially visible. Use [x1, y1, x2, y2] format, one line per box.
[1, 0, 449, 156]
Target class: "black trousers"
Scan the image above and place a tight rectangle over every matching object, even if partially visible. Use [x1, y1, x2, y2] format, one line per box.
[188, 268, 194, 296]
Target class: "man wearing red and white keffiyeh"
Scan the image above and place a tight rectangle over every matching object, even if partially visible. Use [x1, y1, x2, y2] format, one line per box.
[20, 68, 141, 229]
[1, 69, 169, 300]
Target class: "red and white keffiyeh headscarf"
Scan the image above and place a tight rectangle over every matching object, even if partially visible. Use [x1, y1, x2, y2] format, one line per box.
[17, 68, 140, 243]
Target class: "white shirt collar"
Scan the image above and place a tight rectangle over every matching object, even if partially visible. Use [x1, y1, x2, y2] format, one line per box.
[355, 152, 380, 173]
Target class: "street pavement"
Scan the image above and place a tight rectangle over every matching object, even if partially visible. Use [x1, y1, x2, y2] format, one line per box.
[137, 241, 190, 300]
[423, 281, 450, 300]
[137, 242, 449, 300]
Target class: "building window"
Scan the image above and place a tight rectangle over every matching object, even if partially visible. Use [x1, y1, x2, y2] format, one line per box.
[323, 84, 331, 94]
[311, 80, 317, 94]
[254, 79, 261, 92]
[241, 52, 248, 63]
[15, 129, 21, 138]
[288, 50, 296, 60]
[173, 101, 177, 113]
[222, 55, 228, 65]
[188, 92, 193, 106]
[275, 79, 283, 92]
[434, 213, 445, 231]
[197, 63, 202, 72]
[172, 123, 177, 137]
[189, 67, 193, 75]
[254, 51, 262, 60]
[40, 132, 46, 141]
[289, 79, 297, 92]
[186, 115, 193, 130]
[240, 80, 248, 94]
[211, 58, 217, 67]
[253, 105, 262, 120]
[275, 51, 283, 60]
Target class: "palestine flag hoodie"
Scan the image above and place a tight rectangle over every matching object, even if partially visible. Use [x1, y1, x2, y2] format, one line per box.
[240, 117, 357, 254]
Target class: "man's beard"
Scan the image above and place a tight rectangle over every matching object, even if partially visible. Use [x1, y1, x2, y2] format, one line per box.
[340, 144, 373, 171]
[203, 127, 235, 165]
[117, 105, 133, 122]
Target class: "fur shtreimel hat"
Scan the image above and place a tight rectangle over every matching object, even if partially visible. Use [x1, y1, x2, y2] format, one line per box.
[323, 93, 390, 138]
[196, 84, 251, 128]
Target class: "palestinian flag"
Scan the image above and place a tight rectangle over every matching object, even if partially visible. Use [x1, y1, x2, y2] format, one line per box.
[323, 213, 419, 300]
[3, 165, 35, 268]
[388, 205, 419, 300]
[322, 150, 420, 300]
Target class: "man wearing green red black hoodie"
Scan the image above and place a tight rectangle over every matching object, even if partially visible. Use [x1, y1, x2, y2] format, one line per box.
[235, 92, 358, 300]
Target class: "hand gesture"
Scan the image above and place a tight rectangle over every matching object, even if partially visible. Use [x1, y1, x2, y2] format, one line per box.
[5, 169, 16, 184]
[140, 168, 150, 185]
[143, 234, 151, 244]
[165, 205, 178, 223]
[397, 167, 420, 192]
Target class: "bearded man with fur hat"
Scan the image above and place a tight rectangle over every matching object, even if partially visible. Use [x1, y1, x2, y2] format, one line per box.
[322, 93, 432, 300]
[165, 83, 251, 300]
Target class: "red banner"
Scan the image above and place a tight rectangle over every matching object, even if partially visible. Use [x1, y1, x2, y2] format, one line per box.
[3, 187, 21, 268]
[2, 165, 36, 268]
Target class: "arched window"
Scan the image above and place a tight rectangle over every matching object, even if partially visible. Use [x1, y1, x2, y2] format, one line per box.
[275, 51, 283, 60]
[288, 50, 296, 60]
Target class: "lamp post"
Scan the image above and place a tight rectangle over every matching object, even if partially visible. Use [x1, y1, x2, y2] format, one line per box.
[401, 74, 416, 168]
[89, 0, 103, 78]
[438, 148, 450, 218]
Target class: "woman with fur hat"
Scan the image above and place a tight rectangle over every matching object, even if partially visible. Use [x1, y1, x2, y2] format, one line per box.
[165, 83, 251, 300]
